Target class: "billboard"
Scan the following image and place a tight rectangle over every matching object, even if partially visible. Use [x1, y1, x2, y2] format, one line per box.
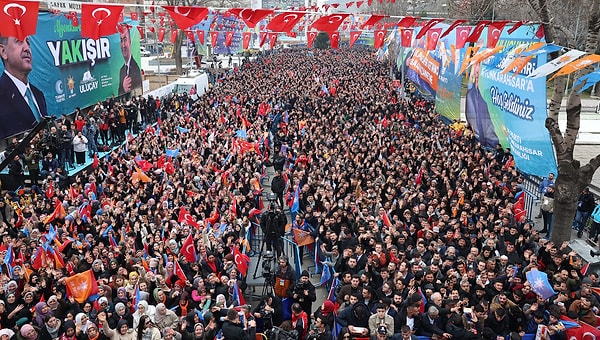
[466, 25, 557, 177]
[0, 12, 142, 140]
[404, 28, 441, 97]
[435, 24, 465, 121]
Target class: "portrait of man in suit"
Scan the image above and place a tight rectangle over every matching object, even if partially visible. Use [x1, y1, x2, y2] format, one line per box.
[118, 27, 142, 96]
[0, 35, 48, 140]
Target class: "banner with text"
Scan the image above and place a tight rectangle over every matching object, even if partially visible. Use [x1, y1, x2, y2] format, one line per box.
[0, 12, 143, 119]
[404, 28, 441, 97]
[467, 25, 557, 177]
[435, 24, 465, 121]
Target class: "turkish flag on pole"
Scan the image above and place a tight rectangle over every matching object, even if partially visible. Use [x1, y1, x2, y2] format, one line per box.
[426, 27, 442, 50]
[268, 32, 278, 49]
[232, 246, 250, 276]
[307, 31, 317, 48]
[242, 32, 251, 49]
[400, 29, 413, 47]
[0, 0, 39, 41]
[328, 31, 340, 49]
[415, 18, 444, 40]
[228, 8, 274, 28]
[373, 29, 386, 49]
[225, 31, 234, 47]
[310, 14, 350, 32]
[180, 234, 197, 263]
[178, 206, 200, 229]
[81, 4, 124, 40]
[266, 12, 305, 32]
[349, 31, 362, 48]
[162, 6, 209, 30]
[173, 260, 188, 283]
[210, 31, 219, 46]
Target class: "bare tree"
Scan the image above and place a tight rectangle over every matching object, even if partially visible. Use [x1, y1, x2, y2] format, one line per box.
[528, 0, 600, 243]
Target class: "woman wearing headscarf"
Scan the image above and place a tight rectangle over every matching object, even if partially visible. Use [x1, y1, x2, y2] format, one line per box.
[75, 313, 95, 335]
[132, 301, 156, 329]
[113, 288, 129, 307]
[134, 315, 161, 340]
[98, 311, 136, 340]
[47, 295, 68, 321]
[313, 300, 335, 330]
[60, 319, 77, 340]
[108, 303, 133, 329]
[19, 324, 42, 340]
[34, 302, 53, 328]
[39, 314, 62, 340]
[3, 292, 20, 329]
[153, 303, 179, 330]
[180, 318, 216, 340]
[0, 329, 15, 340]
[76, 321, 108, 340]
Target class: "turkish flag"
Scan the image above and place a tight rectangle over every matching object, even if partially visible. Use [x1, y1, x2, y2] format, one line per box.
[162, 6, 209, 30]
[173, 260, 188, 283]
[81, 3, 124, 40]
[426, 27, 442, 50]
[225, 31, 234, 47]
[92, 154, 99, 169]
[170, 29, 177, 43]
[507, 20, 526, 35]
[266, 11, 305, 32]
[328, 31, 340, 49]
[307, 31, 317, 48]
[178, 206, 200, 229]
[130, 12, 138, 21]
[310, 13, 349, 32]
[415, 18, 444, 40]
[185, 30, 194, 42]
[158, 27, 166, 42]
[210, 31, 219, 46]
[360, 14, 386, 29]
[180, 234, 197, 263]
[135, 158, 153, 172]
[45, 180, 54, 199]
[232, 246, 250, 276]
[465, 20, 491, 44]
[349, 31, 362, 48]
[396, 16, 417, 28]
[228, 8, 274, 28]
[164, 162, 175, 175]
[373, 29, 386, 49]
[400, 29, 413, 47]
[487, 21, 509, 48]
[196, 29, 205, 44]
[137, 26, 144, 39]
[259, 31, 267, 47]
[268, 32, 278, 49]
[242, 32, 251, 49]
[440, 19, 467, 38]
[455, 26, 471, 49]
[0, 0, 39, 41]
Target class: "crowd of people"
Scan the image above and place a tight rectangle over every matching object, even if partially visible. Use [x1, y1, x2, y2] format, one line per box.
[0, 46, 598, 340]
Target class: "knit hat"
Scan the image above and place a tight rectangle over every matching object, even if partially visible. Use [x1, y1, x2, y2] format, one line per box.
[301, 270, 309, 278]
[64, 320, 76, 331]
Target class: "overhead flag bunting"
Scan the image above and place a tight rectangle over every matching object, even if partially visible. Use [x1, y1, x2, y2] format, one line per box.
[310, 13, 350, 32]
[162, 6, 209, 30]
[242, 32, 251, 49]
[455, 26, 472, 49]
[196, 29, 205, 44]
[268, 32, 278, 49]
[465, 20, 490, 43]
[349, 31, 362, 48]
[266, 12, 305, 32]
[486, 21, 509, 48]
[0, 0, 40, 40]
[328, 31, 340, 49]
[426, 27, 442, 51]
[550, 54, 600, 80]
[81, 3, 124, 39]
[415, 18, 444, 39]
[400, 29, 413, 47]
[307, 31, 317, 48]
[225, 31, 234, 47]
[574, 70, 600, 92]
[360, 14, 386, 29]
[440, 19, 467, 38]
[527, 49, 586, 78]
[210, 31, 219, 46]
[396, 16, 418, 28]
[507, 20, 526, 34]
[227, 8, 273, 28]
[373, 29, 387, 49]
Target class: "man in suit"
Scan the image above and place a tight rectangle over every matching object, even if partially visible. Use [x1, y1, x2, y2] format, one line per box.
[118, 28, 142, 96]
[0, 35, 48, 140]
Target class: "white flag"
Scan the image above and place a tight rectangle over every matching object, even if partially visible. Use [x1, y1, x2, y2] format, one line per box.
[527, 50, 586, 78]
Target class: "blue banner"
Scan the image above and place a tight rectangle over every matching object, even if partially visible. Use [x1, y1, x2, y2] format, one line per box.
[404, 28, 440, 97]
[435, 24, 465, 121]
[466, 25, 557, 177]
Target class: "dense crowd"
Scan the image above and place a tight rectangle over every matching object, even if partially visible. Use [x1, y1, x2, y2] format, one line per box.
[0, 46, 599, 340]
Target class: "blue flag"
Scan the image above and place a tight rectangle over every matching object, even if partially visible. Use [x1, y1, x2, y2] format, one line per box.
[526, 269, 556, 299]
[319, 263, 331, 286]
[235, 129, 247, 139]
[177, 126, 190, 133]
[166, 148, 180, 158]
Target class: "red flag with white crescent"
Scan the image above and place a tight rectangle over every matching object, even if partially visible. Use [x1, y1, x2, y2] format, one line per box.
[349, 31, 362, 48]
[360, 14, 386, 29]
[170, 29, 177, 44]
[162, 6, 209, 30]
[400, 29, 413, 47]
[232, 245, 250, 276]
[225, 31, 234, 47]
[415, 18, 444, 40]
[259, 31, 267, 47]
[266, 11, 305, 32]
[268, 32, 278, 49]
[328, 31, 340, 49]
[465, 20, 491, 44]
[210, 31, 219, 46]
[440, 19, 467, 38]
[180, 234, 197, 263]
[228, 8, 274, 28]
[396, 16, 417, 28]
[426, 27, 442, 50]
[455, 26, 471, 49]
[185, 30, 195, 42]
[136, 26, 144, 39]
[81, 3, 124, 40]
[310, 13, 350, 32]
[196, 29, 205, 44]
[178, 206, 200, 229]
[487, 21, 509, 48]
[307, 31, 317, 48]
[373, 29, 386, 49]
[242, 32, 251, 49]
[158, 27, 165, 42]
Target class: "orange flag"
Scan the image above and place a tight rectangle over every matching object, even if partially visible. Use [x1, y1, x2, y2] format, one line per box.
[550, 54, 600, 80]
[135, 166, 152, 183]
[292, 228, 314, 246]
[65, 270, 98, 303]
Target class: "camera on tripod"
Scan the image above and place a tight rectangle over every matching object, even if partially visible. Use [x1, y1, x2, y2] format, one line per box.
[291, 282, 309, 302]
[262, 251, 275, 280]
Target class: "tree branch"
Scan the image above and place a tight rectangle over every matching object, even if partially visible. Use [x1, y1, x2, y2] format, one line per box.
[545, 117, 566, 155]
